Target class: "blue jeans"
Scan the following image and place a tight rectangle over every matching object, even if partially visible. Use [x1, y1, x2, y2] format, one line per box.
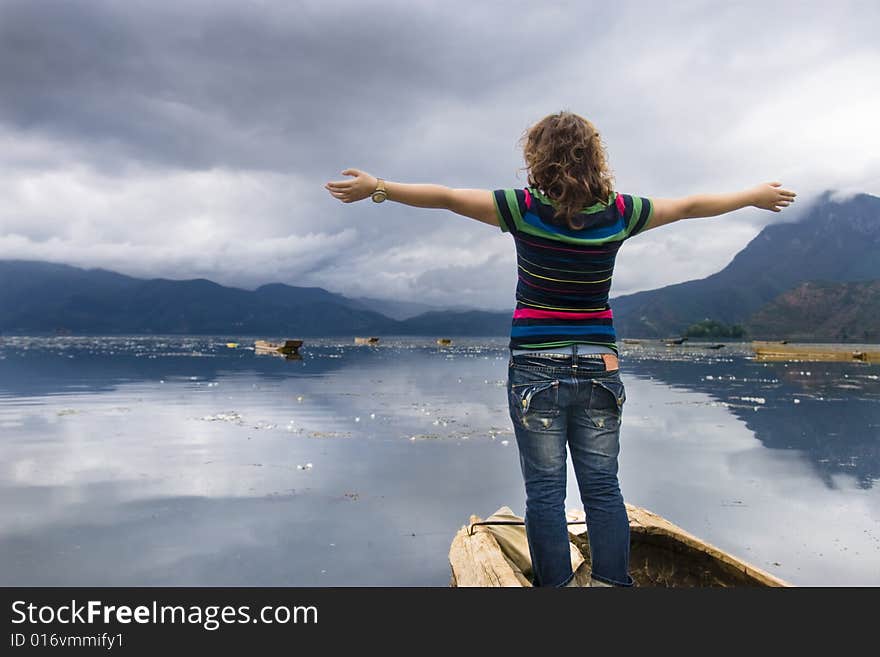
[507, 352, 635, 587]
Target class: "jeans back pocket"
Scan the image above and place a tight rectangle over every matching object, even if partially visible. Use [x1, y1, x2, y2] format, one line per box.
[508, 377, 561, 431]
[587, 376, 626, 430]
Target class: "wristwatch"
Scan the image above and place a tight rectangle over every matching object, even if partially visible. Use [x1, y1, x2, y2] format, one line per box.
[371, 178, 387, 203]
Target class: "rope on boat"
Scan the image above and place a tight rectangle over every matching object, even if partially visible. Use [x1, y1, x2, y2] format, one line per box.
[467, 520, 586, 536]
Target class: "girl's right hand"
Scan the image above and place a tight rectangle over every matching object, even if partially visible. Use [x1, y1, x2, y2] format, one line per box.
[325, 169, 379, 204]
[752, 182, 797, 212]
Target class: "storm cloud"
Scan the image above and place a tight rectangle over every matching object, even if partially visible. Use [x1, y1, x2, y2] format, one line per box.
[1, 0, 878, 308]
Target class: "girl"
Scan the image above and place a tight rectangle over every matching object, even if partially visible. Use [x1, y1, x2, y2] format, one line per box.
[325, 110, 796, 587]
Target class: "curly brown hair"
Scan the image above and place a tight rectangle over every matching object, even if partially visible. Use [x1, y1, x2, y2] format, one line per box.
[518, 111, 615, 230]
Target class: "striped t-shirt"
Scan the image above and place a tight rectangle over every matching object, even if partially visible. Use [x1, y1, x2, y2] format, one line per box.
[493, 186, 653, 355]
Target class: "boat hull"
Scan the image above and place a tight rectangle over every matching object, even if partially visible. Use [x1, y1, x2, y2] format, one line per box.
[254, 339, 302, 355]
[449, 503, 790, 587]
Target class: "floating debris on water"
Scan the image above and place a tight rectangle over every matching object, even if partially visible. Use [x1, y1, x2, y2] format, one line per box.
[409, 434, 441, 441]
[308, 431, 352, 439]
[200, 411, 243, 423]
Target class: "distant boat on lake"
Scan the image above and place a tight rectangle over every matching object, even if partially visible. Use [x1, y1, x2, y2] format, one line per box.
[254, 339, 302, 356]
[436, 338, 453, 346]
[752, 341, 880, 362]
[354, 337, 380, 345]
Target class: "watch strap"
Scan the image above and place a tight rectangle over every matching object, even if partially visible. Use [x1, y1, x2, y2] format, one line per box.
[371, 178, 387, 203]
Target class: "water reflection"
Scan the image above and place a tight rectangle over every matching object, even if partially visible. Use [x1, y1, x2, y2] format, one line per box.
[0, 336, 877, 586]
[622, 350, 880, 489]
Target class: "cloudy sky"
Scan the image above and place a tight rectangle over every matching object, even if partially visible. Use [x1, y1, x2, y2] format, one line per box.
[1, 0, 878, 310]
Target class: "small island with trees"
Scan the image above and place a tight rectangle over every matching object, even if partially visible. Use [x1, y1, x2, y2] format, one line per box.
[683, 319, 747, 339]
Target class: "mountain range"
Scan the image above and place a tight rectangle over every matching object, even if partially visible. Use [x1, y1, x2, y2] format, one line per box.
[0, 260, 510, 336]
[1, 191, 877, 339]
[612, 192, 880, 339]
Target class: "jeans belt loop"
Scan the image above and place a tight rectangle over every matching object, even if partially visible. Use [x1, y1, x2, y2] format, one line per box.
[572, 343, 578, 372]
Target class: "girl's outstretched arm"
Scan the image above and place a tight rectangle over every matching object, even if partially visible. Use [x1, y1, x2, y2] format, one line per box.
[646, 182, 797, 232]
[324, 169, 498, 227]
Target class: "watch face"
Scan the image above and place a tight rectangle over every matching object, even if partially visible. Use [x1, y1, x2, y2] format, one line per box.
[371, 191, 387, 203]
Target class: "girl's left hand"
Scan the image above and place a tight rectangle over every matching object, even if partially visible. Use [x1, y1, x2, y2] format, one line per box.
[324, 169, 378, 203]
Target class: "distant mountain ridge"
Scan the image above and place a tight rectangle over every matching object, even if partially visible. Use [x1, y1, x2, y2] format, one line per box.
[0, 260, 509, 336]
[344, 296, 467, 321]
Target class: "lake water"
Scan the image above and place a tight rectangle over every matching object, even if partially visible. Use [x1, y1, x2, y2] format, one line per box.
[1, 336, 878, 586]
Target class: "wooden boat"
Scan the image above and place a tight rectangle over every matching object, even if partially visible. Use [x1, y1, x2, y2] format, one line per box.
[449, 504, 790, 587]
[664, 337, 688, 346]
[622, 339, 642, 345]
[354, 336, 380, 345]
[254, 339, 302, 355]
[752, 340, 880, 363]
[436, 338, 453, 346]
